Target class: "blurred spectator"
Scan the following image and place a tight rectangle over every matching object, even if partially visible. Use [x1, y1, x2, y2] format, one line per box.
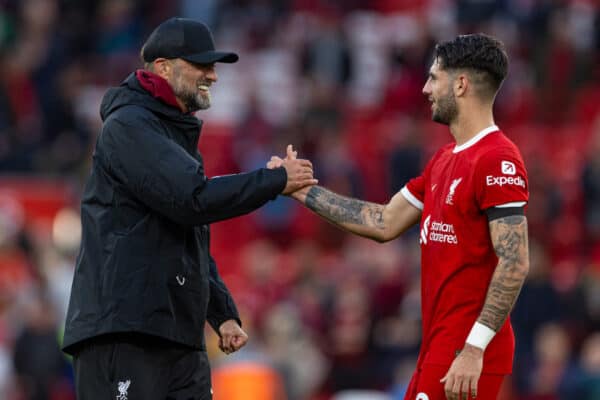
[568, 333, 600, 400]
[300, 10, 352, 89]
[94, 0, 142, 56]
[385, 115, 424, 194]
[13, 291, 71, 400]
[581, 118, 600, 250]
[455, 0, 502, 28]
[320, 274, 382, 394]
[262, 303, 328, 399]
[0, 195, 35, 301]
[582, 264, 600, 335]
[522, 323, 576, 399]
[512, 240, 562, 391]
[180, 0, 219, 27]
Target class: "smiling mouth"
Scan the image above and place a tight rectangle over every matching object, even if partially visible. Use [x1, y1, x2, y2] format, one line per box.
[197, 84, 211, 92]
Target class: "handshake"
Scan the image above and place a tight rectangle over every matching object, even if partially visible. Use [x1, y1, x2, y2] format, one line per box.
[267, 145, 317, 196]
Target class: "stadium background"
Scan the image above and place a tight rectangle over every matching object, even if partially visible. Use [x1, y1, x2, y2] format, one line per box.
[0, 0, 599, 399]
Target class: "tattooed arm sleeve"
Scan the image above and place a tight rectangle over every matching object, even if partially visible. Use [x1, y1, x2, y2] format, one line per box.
[294, 185, 421, 242]
[478, 215, 530, 331]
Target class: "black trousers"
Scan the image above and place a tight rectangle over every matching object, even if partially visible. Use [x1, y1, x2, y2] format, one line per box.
[72, 334, 212, 400]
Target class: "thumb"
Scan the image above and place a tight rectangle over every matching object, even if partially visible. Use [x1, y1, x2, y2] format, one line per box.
[440, 374, 448, 383]
[286, 144, 297, 159]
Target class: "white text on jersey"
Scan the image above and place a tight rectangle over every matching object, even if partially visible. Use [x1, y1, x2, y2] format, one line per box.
[486, 175, 526, 188]
[421, 215, 458, 245]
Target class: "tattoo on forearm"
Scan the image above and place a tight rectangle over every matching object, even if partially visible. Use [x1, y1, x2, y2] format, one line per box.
[305, 186, 385, 230]
[367, 207, 384, 228]
[478, 215, 529, 331]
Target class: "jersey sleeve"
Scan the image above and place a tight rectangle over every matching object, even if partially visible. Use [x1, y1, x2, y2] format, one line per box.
[474, 147, 529, 210]
[401, 175, 425, 210]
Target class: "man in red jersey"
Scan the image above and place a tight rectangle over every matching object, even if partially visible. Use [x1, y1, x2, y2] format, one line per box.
[270, 34, 529, 400]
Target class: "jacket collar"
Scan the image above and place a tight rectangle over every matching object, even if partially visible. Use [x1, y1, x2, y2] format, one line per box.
[135, 69, 185, 112]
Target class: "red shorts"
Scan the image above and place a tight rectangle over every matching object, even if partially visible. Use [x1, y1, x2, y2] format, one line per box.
[404, 364, 505, 400]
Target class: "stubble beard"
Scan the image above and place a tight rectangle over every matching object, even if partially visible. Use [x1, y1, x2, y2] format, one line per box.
[431, 91, 458, 126]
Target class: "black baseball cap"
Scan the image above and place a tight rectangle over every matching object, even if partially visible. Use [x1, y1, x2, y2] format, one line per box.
[141, 17, 239, 64]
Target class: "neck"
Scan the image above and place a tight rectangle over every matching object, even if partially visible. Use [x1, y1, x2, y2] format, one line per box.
[176, 98, 188, 113]
[449, 104, 495, 145]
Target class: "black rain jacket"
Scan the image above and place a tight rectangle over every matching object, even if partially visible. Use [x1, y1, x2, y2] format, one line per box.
[62, 73, 287, 354]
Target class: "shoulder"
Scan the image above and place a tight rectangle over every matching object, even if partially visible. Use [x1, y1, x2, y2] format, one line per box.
[105, 105, 158, 127]
[482, 131, 522, 155]
[102, 105, 162, 141]
[99, 105, 163, 152]
[473, 133, 529, 189]
[475, 131, 525, 166]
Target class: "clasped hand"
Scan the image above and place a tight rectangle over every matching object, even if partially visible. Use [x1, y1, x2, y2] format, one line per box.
[268, 145, 317, 195]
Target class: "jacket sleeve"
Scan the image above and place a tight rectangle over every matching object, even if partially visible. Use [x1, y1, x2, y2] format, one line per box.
[206, 252, 241, 333]
[98, 113, 287, 226]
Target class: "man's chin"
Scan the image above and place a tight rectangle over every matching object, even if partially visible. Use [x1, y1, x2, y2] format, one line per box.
[196, 96, 211, 110]
[432, 114, 450, 126]
[187, 102, 210, 112]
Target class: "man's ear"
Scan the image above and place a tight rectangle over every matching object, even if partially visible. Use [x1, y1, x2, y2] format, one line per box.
[153, 58, 171, 79]
[454, 74, 468, 97]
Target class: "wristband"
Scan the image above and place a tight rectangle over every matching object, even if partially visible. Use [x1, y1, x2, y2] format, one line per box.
[466, 322, 496, 350]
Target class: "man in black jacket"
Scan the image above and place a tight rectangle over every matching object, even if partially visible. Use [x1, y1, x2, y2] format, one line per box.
[62, 17, 317, 400]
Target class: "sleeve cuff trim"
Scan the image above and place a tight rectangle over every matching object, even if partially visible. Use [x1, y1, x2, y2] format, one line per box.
[401, 186, 424, 210]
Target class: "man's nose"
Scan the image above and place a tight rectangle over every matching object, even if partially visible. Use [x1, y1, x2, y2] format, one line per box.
[422, 83, 430, 96]
[206, 67, 218, 82]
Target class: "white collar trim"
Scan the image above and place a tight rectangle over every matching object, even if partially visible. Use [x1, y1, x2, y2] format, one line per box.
[453, 125, 499, 153]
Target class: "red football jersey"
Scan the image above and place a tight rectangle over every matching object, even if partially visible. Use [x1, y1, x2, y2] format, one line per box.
[400, 126, 528, 374]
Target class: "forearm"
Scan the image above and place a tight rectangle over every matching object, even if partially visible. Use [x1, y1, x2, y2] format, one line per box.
[206, 255, 241, 332]
[191, 168, 286, 225]
[296, 186, 387, 241]
[478, 215, 529, 331]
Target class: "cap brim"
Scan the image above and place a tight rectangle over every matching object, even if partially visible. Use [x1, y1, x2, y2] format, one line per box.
[182, 51, 239, 64]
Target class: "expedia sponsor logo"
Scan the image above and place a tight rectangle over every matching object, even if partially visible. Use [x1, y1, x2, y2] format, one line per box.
[420, 215, 458, 245]
[486, 175, 526, 188]
[501, 160, 516, 175]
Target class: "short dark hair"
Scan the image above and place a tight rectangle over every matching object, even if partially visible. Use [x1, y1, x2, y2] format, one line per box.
[433, 33, 508, 97]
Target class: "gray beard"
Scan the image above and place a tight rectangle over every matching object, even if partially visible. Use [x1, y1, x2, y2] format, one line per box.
[177, 89, 211, 112]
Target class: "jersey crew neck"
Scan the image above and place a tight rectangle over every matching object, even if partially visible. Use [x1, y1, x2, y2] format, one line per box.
[453, 125, 499, 153]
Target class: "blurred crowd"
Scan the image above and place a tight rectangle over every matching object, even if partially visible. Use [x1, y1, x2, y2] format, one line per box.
[0, 0, 599, 399]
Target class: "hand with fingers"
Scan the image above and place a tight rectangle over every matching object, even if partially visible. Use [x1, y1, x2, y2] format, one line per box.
[440, 344, 483, 400]
[218, 319, 248, 355]
[267, 144, 317, 195]
[267, 144, 295, 169]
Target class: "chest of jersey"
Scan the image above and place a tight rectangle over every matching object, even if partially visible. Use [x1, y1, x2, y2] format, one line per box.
[420, 151, 483, 249]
